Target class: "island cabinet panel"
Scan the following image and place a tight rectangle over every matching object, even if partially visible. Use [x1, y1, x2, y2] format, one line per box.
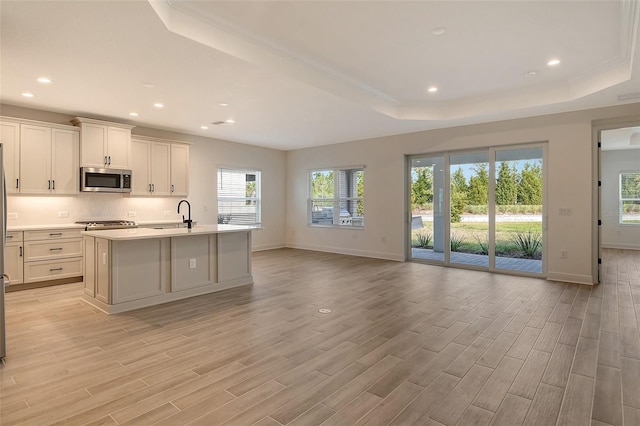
[111, 238, 170, 304]
[171, 235, 217, 292]
[83, 236, 96, 297]
[217, 231, 251, 283]
[96, 238, 110, 303]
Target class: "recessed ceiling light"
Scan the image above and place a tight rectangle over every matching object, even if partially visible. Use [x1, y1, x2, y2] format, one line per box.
[129, 112, 139, 117]
[21, 92, 34, 98]
[37, 77, 52, 84]
[143, 82, 155, 88]
[547, 59, 560, 66]
[153, 103, 164, 108]
[428, 86, 438, 93]
[219, 102, 229, 107]
[224, 119, 236, 124]
[431, 27, 447, 36]
[200, 125, 208, 130]
[525, 70, 537, 77]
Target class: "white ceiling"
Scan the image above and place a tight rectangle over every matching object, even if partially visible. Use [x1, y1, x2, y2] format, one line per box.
[1, 0, 639, 150]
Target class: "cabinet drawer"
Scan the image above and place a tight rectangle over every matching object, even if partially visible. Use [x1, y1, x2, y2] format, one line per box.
[25, 229, 83, 241]
[24, 258, 83, 283]
[6, 231, 23, 243]
[24, 239, 83, 262]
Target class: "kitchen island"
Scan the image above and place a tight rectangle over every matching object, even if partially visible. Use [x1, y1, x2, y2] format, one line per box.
[82, 224, 255, 314]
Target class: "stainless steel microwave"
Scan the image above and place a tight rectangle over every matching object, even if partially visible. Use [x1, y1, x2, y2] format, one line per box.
[80, 168, 132, 193]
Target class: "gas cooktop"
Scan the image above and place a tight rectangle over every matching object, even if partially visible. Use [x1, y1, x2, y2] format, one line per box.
[76, 220, 139, 230]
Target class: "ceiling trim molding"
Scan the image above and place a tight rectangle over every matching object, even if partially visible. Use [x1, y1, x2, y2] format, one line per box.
[149, 0, 639, 121]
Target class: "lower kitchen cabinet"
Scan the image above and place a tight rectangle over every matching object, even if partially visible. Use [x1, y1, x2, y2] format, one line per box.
[5, 231, 24, 285]
[21, 227, 84, 284]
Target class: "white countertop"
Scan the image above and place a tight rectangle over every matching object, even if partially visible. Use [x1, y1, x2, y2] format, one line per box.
[82, 224, 257, 240]
[8, 224, 86, 231]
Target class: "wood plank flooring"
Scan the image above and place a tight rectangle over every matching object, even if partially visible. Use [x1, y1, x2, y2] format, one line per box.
[1, 247, 639, 425]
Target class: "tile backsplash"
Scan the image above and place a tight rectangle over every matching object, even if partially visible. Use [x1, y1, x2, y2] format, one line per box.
[7, 193, 184, 226]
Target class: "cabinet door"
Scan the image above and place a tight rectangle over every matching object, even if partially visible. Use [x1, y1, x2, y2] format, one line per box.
[51, 129, 79, 194]
[151, 142, 171, 196]
[1, 121, 21, 194]
[5, 243, 24, 285]
[80, 123, 108, 168]
[130, 139, 151, 195]
[170, 144, 189, 196]
[106, 126, 131, 169]
[20, 124, 52, 194]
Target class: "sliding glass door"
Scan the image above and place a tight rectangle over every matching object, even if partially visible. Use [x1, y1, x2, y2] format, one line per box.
[450, 152, 490, 268]
[409, 156, 446, 262]
[494, 147, 544, 274]
[408, 144, 545, 277]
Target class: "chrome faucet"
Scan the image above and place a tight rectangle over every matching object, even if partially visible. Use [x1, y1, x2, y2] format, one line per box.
[177, 199, 192, 229]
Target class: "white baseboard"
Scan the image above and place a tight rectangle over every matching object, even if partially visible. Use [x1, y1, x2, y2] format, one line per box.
[285, 242, 404, 262]
[252, 243, 286, 252]
[547, 272, 594, 285]
[601, 242, 640, 250]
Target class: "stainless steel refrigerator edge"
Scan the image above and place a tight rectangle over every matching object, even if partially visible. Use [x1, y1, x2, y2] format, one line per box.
[1, 143, 6, 361]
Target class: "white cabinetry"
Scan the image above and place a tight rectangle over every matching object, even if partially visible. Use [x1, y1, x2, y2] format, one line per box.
[23, 228, 83, 283]
[170, 143, 189, 196]
[131, 138, 171, 196]
[0, 120, 21, 194]
[20, 124, 79, 194]
[72, 117, 134, 169]
[5, 231, 24, 285]
[130, 136, 189, 196]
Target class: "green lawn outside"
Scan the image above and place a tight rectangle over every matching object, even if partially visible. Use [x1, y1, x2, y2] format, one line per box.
[412, 220, 542, 258]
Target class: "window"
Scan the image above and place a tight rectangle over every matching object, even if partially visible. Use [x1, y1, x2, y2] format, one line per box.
[309, 167, 364, 227]
[217, 168, 261, 225]
[620, 171, 640, 224]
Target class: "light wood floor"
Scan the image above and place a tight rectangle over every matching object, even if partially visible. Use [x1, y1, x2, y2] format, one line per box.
[1, 248, 639, 426]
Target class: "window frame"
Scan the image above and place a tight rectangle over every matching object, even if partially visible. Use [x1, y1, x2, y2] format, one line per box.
[308, 166, 365, 228]
[217, 167, 262, 226]
[619, 170, 640, 225]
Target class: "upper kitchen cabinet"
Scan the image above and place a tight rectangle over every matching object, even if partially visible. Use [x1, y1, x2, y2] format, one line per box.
[131, 138, 171, 196]
[130, 136, 189, 197]
[0, 120, 21, 194]
[20, 124, 79, 195]
[170, 143, 189, 196]
[72, 117, 134, 169]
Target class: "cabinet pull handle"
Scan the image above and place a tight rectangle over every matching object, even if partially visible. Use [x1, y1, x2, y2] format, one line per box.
[16, 178, 19, 188]
[19, 246, 23, 257]
[49, 247, 63, 251]
[149, 184, 152, 192]
[151, 183, 155, 192]
[7, 235, 13, 239]
[104, 156, 108, 166]
[171, 184, 174, 193]
[49, 233, 63, 236]
[52, 180, 55, 190]
[50, 267, 63, 272]
[48, 180, 51, 190]
[108, 156, 111, 165]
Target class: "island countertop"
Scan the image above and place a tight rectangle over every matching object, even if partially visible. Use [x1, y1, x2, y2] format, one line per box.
[82, 224, 258, 240]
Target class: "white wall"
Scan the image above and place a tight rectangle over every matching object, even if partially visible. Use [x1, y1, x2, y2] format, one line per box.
[1, 104, 287, 251]
[601, 148, 640, 249]
[286, 103, 640, 285]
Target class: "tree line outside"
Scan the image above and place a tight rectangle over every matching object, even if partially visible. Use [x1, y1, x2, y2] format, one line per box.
[412, 161, 543, 222]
